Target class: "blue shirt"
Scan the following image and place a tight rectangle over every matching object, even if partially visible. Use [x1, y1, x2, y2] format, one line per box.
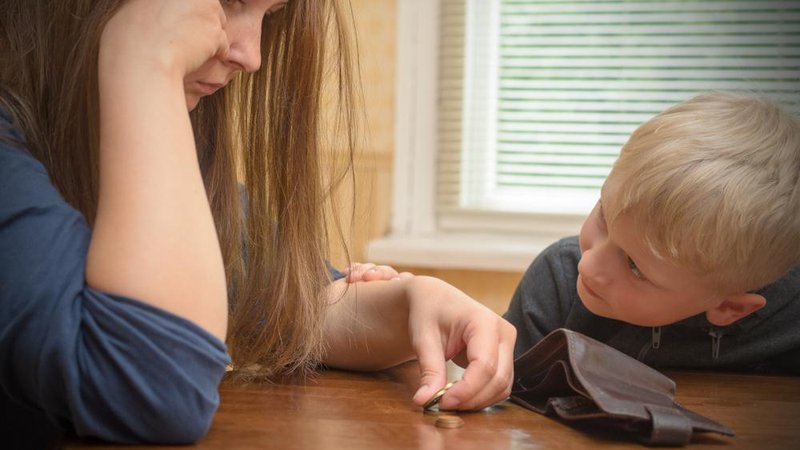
[0, 110, 231, 447]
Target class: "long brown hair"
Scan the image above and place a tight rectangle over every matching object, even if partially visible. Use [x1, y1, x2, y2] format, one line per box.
[0, 0, 358, 378]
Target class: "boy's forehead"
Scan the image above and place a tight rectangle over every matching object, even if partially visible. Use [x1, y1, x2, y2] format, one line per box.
[599, 170, 623, 208]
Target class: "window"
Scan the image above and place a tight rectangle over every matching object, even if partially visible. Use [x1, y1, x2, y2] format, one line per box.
[367, 0, 800, 271]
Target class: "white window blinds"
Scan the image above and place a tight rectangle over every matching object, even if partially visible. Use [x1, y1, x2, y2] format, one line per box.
[438, 0, 800, 218]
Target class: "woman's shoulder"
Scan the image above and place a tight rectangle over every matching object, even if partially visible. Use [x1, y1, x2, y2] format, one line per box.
[0, 105, 26, 143]
[0, 109, 62, 210]
[0, 107, 44, 172]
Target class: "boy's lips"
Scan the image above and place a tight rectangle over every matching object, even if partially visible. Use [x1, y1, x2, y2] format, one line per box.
[579, 276, 605, 302]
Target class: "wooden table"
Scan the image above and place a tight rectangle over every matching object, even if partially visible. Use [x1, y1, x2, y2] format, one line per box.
[65, 363, 800, 450]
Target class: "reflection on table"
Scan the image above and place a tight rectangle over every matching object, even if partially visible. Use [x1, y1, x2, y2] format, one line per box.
[64, 362, 800, 449]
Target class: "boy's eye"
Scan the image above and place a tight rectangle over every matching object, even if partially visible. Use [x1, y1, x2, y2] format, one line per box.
[627, 256, 646, 280]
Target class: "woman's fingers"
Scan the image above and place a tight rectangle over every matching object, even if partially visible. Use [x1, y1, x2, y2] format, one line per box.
[410, 331, 448, 406]
[345, 263, 401, 283]
[405, 276, 515, 412]
[101, 0, 230, 78]
[444, 321, 515, 410]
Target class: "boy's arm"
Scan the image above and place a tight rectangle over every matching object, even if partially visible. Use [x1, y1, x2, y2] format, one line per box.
[503, 238, 581, 356]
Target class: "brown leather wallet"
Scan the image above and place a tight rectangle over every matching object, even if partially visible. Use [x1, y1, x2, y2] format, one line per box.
[510, 328, 734, 446]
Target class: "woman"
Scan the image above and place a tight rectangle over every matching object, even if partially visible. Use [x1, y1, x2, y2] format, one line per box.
[0, 0, 515, 446]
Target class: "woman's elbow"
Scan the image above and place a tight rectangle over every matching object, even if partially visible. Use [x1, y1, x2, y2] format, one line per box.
[92, 389, 221, 444]
[133, 381, 222, 444]
[150, 404, 217, 444]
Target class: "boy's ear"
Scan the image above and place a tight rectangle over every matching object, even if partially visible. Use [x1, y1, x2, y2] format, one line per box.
[705, 293, 766, 327]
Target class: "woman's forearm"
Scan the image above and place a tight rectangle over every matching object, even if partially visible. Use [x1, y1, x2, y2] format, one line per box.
[322, 278, 416, 371]
[86, 54, 227, 340]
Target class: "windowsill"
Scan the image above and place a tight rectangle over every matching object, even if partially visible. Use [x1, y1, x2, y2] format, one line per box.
[365, 232, 561, 272]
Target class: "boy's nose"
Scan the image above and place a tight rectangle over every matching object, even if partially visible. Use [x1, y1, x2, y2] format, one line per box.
[577, 247, 613, 286]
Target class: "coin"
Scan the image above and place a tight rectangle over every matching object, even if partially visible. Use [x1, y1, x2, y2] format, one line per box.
[435, 414, 464, 429]
[423, 381, 456, 411]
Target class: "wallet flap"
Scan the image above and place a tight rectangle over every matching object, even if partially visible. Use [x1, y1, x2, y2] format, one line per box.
[644, 404, 693, 446]
[564, 329, 676, 421]
[668, 403, 734, 437]
[512, 328, 735, 443]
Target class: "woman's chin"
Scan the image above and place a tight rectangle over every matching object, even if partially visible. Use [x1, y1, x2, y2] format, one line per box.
[186, 94, 200, 112]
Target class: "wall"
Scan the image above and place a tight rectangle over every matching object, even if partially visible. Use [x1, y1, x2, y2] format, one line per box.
[332, 0, 523, 314]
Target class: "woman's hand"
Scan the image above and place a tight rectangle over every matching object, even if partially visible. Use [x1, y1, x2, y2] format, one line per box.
[323, 276, 515, 411]
[100, 0, 229, 79]
[405, 276, 516, 411]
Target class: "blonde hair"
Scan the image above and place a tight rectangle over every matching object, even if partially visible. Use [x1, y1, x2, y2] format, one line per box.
[0, 0, 357, 378]
[605, 92, 800, 293]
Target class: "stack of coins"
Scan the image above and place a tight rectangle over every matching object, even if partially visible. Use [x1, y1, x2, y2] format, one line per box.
[435, 415, 464, 429]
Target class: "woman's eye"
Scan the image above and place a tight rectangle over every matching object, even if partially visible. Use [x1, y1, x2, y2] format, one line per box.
[628, 256, 646, 280]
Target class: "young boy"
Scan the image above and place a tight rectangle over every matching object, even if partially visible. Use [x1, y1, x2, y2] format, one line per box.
[504, 92, 800, 374]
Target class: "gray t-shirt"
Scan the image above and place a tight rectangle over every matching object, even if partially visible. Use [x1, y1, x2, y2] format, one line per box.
[504, 236, 800, 374]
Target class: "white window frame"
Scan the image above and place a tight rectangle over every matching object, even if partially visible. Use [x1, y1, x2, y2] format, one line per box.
[367, 0, 800, 272]
[365, 0, 584, 272]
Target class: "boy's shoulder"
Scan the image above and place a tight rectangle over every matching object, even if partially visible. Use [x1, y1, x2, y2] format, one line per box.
[759, 264, 800, 297]
[539, 235, 581, 266]
[550, 235, 580, 252]
[523, 235, 582, 292]
[726, 264, 800, 333]
[647, 265, 800, 373]
[750, 264, 800, 327]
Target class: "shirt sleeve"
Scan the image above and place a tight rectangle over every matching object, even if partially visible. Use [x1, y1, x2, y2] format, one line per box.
[502, 237, 583, 357]
[0, 120, 231, 444]
[327, 262, 346, 281]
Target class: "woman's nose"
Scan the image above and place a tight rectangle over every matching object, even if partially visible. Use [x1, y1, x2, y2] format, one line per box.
[225, 20, 263, 73]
